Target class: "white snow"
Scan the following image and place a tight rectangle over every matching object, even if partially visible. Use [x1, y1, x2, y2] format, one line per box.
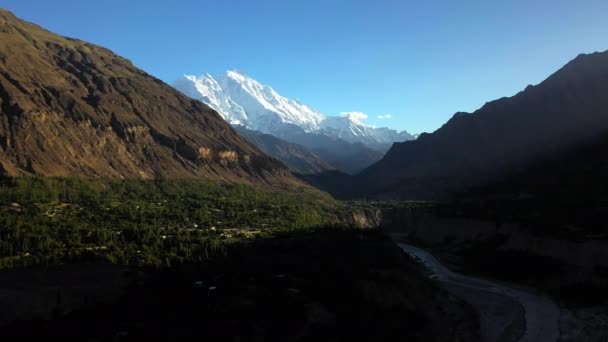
[173, 70, 414, 147]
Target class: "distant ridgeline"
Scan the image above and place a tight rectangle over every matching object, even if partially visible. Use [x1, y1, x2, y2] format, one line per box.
[305, 50, 608, 201]
[173, 71, 415, 175]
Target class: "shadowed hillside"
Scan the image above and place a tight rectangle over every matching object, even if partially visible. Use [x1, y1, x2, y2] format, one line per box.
[305, 50, 608, 199]
[234, 126, 335, 174]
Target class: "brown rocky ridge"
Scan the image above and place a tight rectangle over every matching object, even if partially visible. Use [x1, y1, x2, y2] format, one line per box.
[0, 8, 300, 187]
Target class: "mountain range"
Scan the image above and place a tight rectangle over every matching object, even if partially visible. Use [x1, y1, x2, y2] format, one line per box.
[0, 9, 300, 187]
[233, 126, 334, 174]
[304, 50, 608, 199]
[3, 5, 608, 205]
[173, 71, 414, 173]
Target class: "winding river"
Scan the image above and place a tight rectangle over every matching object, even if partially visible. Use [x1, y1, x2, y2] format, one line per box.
[398, 243, 560, 342]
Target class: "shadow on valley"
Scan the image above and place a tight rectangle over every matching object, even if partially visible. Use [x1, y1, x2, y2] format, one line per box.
[0, 229, 477, 341]
[394, 130, 608, 308]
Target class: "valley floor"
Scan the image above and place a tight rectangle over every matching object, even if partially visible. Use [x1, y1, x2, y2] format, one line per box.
[398, 242, 559, 342]
[397, 240, 608, 342]
[0, 229, 478, 341]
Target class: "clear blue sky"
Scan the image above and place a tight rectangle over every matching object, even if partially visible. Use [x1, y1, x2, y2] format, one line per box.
[3, 0, 608, 133]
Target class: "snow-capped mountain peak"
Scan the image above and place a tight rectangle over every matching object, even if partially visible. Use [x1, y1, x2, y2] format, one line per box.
[173, 71, 414, 150]
[177, 70, 326, 133]
[339, 112, 369, 126]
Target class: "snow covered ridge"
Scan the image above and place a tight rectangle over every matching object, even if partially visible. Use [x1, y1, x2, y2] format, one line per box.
[173, 70, 414, 150]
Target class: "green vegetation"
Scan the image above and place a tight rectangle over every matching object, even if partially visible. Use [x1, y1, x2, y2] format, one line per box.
[0, 229, 478, 341]
[0, 177, 341, 269]
[0, 178, 479, 340]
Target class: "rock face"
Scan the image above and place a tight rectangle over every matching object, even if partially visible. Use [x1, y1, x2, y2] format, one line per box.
[173, 71, 415, 151]
[380, 206, 608, 269]
[335, 208, 383, 229]
[234, 126, 334, 174]
[174, 72, 399, 175]
[0, 9, 296, 185]
[318, 50, 608, 199]
[274, 128, 384, 174]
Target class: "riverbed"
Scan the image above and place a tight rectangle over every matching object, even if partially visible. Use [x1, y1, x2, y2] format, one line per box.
[398, 243, 560, 342]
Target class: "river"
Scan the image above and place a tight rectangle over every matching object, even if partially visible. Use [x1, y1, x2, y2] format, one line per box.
[398, 243, 560, 342]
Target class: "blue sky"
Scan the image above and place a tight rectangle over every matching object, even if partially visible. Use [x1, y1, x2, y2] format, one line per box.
[3, 0, 608, 133]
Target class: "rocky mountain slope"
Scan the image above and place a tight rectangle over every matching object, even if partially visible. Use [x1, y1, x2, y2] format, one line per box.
[234, 126, 334, 174]
[173, 71, 412, 173]
[270, 127, 385, 174]
[454, 128, 608, 238]
[173, 71, 414, 149]
[0, 9, 298, 185]
[314, 50, 608, 199]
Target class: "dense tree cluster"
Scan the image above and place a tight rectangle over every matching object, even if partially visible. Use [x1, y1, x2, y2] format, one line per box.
[0, 177, 339, 268]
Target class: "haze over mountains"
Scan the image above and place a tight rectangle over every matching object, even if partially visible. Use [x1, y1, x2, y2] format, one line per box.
[173, 71, 414, 174]
[0, 9, 299, 186]
[234, 126, 334, 175]
[305, 50, 608, 200]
